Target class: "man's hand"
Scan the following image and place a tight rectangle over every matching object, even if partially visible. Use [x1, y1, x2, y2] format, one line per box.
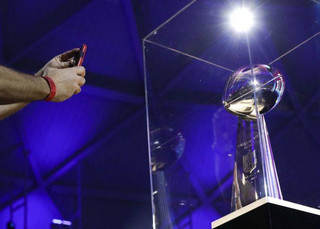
[37, 48, 86, 101]
[36, 48, 80, 77]
[44, 66, 86, 102]
[0, 48, 86, 119]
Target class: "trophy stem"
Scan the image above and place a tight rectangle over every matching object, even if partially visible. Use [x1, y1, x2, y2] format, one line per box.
[153, 172, 173, 229]
[231, 116, 282, 212]
[258, 115, 283, 200]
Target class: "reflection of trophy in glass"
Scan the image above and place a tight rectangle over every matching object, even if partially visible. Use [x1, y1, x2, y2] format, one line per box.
[223, 64, 285, 211]
[150, 127, 186, 229]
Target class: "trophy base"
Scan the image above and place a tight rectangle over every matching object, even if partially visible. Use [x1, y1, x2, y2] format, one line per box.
[212, 197, 320, 229]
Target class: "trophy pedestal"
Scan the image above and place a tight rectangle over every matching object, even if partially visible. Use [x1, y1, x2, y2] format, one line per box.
[212, 197, 320, 229]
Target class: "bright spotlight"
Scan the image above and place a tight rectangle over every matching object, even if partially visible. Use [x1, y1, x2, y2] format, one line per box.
[230, 7, 254, 32]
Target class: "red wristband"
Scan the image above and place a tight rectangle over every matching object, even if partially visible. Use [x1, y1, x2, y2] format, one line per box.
[43, 76, 56, 101]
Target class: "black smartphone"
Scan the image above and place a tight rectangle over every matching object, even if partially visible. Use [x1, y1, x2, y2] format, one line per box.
[74, 44, 87, 66]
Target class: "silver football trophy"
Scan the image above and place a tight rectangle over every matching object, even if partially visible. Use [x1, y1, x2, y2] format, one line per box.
[223, 64, 285, 211]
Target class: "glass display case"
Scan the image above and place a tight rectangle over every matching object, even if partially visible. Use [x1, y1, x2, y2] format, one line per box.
[143, 0, 320, 228]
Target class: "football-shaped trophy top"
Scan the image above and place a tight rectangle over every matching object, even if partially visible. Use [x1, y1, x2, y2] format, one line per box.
[223, 64, 285, 120]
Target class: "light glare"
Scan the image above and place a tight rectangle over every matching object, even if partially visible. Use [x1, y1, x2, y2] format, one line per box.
[52, 219, 72, 226]
[52, 219, 62, 224]
[230, 8, 254, 32]
[62, 220, 72, 226]
[251, 79, 259, 86]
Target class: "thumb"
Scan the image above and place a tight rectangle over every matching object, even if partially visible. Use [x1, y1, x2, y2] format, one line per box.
[59, 48, 80, 61]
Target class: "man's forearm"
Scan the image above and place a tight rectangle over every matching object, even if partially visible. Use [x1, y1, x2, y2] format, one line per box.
[0, 102, 29, 120]
[0, 66, 49, 104]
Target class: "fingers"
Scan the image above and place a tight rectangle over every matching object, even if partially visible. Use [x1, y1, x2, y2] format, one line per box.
[74, 86, 81, 94]
[59, 48, 80, 62]
[74, 71, 86, 95]
[73, 77, 84, 96]
[78, 77, 86, 87]
[72, 66, 86, 77]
